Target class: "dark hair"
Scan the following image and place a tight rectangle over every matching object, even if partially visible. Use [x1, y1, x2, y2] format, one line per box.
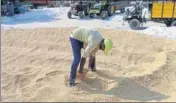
[99, 39, 105, 50]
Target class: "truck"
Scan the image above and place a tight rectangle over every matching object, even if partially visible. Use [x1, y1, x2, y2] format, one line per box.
[123, 0, 176, 30]
[31, 0, 56, 8]
[151, 0, 176, 27]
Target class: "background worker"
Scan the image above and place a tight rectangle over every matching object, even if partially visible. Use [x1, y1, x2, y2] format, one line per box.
[69, 27, 113, 87]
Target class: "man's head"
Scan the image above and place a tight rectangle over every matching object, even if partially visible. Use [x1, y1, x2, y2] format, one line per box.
[99, 39, 113, 55]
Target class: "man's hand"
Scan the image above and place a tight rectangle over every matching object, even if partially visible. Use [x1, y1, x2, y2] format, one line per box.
[79, 72, 86, 81]
[77, 71, 87, 82]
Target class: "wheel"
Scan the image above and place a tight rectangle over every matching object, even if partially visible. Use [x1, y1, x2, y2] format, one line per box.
[90, 13, 94, 18]
[165, 23, 171, 27]
[79, 11, 84, 19]
[67, 12, 72, 19]
[14, 8, 20, 14]
[34, 4, 38, 9]
[165, 21, 171, 27]
[129, 18, 141, 30]
[171, 20, 176, 27]
[97, 13, 100, 16]
[120, 8, 125, 13]
[101, 11, 107, 19]
[107, 5, 114, 16]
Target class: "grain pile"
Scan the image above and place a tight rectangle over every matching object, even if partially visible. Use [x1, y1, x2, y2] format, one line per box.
[1, 28, 176, 102]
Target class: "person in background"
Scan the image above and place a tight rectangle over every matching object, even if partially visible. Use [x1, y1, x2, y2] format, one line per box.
[6, 2, 14, 16]
[1, 3, 7, 16]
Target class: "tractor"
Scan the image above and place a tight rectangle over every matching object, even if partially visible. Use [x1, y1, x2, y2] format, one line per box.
[123, 0, 176, 30]
[67, 1, 89, 19]
[88, 1, 115, 19]
[123, 1, 148, 30]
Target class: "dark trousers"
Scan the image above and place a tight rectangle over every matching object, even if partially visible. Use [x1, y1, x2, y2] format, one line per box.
[69, 37, 95, 85]
[69, 37, 83, 84]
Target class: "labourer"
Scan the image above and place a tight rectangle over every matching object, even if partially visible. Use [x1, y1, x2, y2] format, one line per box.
[69, 27, 113, 87]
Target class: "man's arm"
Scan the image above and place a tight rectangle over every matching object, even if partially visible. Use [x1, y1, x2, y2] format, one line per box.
[79, 44, 92, 74]
[89, 55, 95, 69]
[79, 57, 86, 74]
[89, 47, 98, 69]
[79, 40, 97, 74]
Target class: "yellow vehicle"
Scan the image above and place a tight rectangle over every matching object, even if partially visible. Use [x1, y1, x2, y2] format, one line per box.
[151, 0, 176, 26]
[123, 0, 175, 29]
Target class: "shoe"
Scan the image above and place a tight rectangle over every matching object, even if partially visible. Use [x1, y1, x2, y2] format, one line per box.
[91, 68, 96, 72]
[69, 83, 77, 87]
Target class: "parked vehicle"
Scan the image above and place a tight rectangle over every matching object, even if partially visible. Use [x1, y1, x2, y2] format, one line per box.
[123, 1, 148, 29]
[31, 0, 56, 9]
[67, 1, 89, 19]
[88, 1, 114, 19]
[151, 0, 176, 27]
[88, 0, 130, 19]
[112, 0, 130, 13]
[123, 0, 176, 30]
